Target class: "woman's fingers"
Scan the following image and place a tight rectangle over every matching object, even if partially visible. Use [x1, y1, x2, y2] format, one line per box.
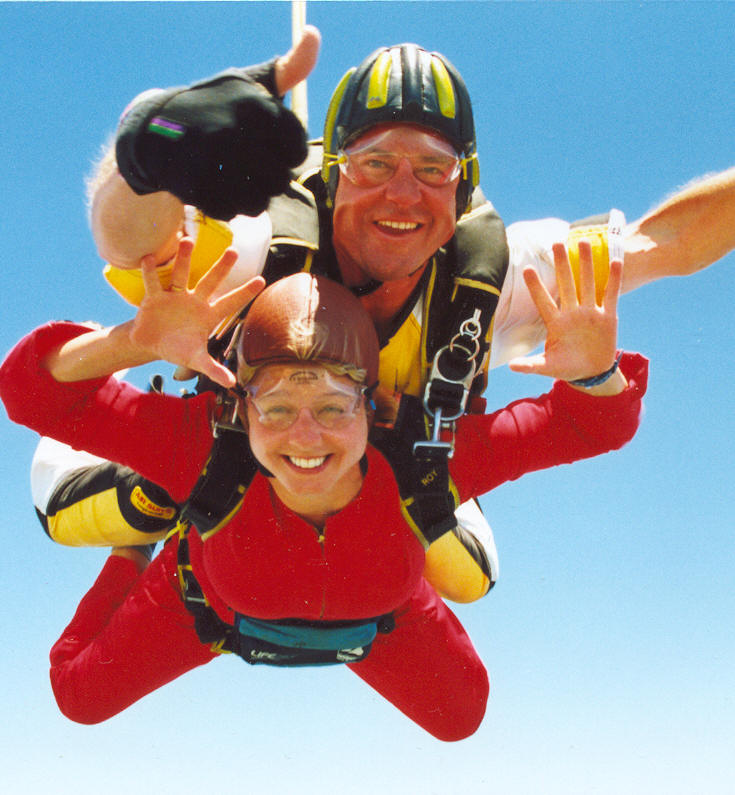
[552, 242, 579, 309]
[522, 266, 558, 327]
[194, 247, 240, 299]
[576, 240, 597, 307]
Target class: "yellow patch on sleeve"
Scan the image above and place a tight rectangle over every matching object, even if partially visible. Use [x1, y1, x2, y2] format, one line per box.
[130, 485, 177, 520]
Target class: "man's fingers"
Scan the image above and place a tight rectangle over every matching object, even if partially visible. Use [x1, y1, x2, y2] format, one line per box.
[193, 353, 237, 389]
[274, 25, 321, 95]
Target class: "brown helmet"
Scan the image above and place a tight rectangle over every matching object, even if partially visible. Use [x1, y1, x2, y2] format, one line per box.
[237, 273, 380, 388]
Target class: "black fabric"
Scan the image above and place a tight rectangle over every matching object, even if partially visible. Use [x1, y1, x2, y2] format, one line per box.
[371, 394, 457, 545]
[181, 425, 259, 538]
[44, 462, 180, 535]
[115, 61, 308, 220]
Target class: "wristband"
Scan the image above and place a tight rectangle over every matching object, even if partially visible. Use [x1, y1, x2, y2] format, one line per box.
[569, 353, 623, 388]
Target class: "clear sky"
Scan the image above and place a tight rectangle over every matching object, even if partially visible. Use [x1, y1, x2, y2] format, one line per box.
[1, 2, 733, 794]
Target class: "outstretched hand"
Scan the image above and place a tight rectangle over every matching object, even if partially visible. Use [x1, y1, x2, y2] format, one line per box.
[130, 239, 265, 388]
[508, 240, 622, 382]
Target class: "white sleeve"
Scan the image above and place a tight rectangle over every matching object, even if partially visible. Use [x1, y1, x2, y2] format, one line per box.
[489, 218, 570, 369]
[31, 437, 109, 513]
[214, 211, 272, 297]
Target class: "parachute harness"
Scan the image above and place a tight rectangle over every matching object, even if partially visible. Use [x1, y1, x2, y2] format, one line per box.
[405, 309, 484, 543]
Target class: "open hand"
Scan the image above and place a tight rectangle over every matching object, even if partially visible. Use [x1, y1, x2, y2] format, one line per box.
[130, 238, 265, 387]
[508, 240, 622, 382]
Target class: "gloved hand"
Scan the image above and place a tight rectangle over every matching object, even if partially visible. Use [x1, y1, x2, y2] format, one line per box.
[115, 59, 308, 220]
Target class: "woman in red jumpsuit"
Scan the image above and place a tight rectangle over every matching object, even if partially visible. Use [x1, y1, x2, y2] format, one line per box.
[0, 239, 647, 741]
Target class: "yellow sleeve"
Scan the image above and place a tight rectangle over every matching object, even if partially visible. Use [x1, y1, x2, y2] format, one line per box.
[41, 462, 179, 547]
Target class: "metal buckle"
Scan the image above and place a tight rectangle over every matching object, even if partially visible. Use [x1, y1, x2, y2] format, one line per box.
[413, 404, 454, 460]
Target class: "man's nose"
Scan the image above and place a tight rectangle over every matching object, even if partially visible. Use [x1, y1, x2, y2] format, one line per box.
[383, 157, 422, 203]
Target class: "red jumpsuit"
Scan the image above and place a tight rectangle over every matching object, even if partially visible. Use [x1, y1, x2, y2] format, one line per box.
[0, 323, 648, 740]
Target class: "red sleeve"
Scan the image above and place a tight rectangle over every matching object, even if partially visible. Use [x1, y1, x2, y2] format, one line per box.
[0, 322, 215, 503]
[449, 352, 648, 502]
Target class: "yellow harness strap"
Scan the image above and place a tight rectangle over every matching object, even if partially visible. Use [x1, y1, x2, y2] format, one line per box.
[103, 214, 234, 306]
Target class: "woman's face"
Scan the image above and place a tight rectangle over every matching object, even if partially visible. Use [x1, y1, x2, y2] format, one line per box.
[243, 363, 369, 504]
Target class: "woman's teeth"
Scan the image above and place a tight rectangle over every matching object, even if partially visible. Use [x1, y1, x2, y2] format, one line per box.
[288, 456, 327, 469]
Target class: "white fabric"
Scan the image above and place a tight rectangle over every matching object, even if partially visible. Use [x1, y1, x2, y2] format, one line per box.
[454, 498, 499, 584]
[182, 205, 272, 299]
[489, 211, 625, 368]
[31, 437, 107, 513]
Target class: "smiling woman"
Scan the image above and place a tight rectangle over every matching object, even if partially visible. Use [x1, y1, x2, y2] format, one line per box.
[0, 245, 648, 740]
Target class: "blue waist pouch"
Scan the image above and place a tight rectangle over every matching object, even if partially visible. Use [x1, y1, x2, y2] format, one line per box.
[233, 614, 394, 667]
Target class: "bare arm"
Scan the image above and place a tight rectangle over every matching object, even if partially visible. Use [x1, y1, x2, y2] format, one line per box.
[44, 239, 264, 387]
[622, 166, 735, 292]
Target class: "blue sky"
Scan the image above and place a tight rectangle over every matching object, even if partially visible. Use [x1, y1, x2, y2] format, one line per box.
[1, 2, 733, 793]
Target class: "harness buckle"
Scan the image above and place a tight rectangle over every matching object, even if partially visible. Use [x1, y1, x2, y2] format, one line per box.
[421, 309, 483, 440]
[413, 405, 454, 460]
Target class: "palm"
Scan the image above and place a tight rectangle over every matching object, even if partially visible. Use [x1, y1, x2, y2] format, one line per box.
[129, 239, 264, 387]
[509, 241, 622, 381]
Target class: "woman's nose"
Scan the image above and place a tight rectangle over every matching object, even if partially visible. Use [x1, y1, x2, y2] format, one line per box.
[287, 407, 323, 443]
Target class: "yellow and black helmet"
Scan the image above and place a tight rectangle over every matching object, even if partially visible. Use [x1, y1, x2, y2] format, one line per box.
[321, 43, 479, 217]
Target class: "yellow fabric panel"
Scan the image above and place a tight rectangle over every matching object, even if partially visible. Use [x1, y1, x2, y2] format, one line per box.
[103, 214, 233, 307]
[423, 532, 490, 603]
[566, 223, 612, 304]
[46, 487, 169, 547]
[376, 312, 424, 398]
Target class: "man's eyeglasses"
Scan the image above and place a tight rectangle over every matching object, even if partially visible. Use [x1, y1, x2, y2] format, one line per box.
[324, 128, 476, 189]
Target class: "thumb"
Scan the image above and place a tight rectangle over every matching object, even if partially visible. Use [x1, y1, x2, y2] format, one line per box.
[275, 25, 321, 95]
[194, 354, 237, 389]
[508, 353, 548, 375]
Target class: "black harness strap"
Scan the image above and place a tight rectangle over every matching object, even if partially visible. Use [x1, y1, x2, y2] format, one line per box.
[181, 422, 259, 539]
[371, 394, 459, 547]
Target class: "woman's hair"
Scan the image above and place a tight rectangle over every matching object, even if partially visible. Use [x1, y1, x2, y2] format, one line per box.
[237, 273, 380, 389]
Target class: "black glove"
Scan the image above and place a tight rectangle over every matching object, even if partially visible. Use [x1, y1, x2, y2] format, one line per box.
[115, 59, 308, 220]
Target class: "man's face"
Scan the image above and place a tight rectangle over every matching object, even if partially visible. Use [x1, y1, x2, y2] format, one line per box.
[332, 124, 459, 285]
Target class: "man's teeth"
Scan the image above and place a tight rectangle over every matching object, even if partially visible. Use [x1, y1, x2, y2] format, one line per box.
[288, 456, 327, 469]
[377, 220, 419, 231]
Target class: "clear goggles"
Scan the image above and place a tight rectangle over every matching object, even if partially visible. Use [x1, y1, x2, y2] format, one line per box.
[244, 371, 367, 431]
[325, 127, 476, 189]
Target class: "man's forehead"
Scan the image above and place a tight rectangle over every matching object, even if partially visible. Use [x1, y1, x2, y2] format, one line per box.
[347, 123, 457, 154]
